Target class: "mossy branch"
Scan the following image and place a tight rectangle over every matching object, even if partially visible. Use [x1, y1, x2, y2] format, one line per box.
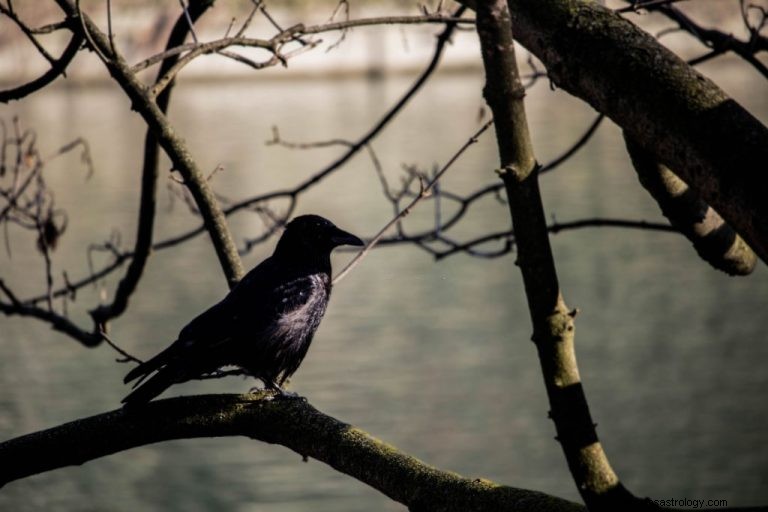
[460, 0, 768, 263]
[0, 393, 584, 512]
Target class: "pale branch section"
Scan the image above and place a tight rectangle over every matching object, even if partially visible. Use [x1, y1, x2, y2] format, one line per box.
[52, 0, 245, 288]
[460, 0, 768, 263]
[0, 393, 585, 512]
[475, 1, 650, 510]
[624, 136, 757, 276]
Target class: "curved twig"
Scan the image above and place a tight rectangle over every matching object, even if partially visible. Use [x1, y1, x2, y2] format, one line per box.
[0, 279, 101, 346]
[0, 32, 83, 104]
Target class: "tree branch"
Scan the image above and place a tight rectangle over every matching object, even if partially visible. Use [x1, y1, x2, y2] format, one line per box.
[476, 1, 650, 509]
[89, 0, 215, 330]
[624, 135, 757, 276]
[0, 30, 83, 104]
[460, 0, 768, 263]
[54, 0, 244, 287]
[0, 393, 585, 512]
[638, 2, 768, 79]
[17, 9, 465, 310]
[0, 279, 101, 346]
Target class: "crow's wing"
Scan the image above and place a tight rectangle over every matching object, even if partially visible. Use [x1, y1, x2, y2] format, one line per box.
[123, 256, 280, 386]
[121, 257, 327, 406]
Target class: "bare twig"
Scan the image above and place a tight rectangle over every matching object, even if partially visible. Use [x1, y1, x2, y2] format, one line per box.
[332, 120, 492, 285]
[55, 0, 245, 287]
[615, 0, 689, 14]
[0, 31, 84, 104]
[0, 3, 56, 64]
[178, 0, 199, 44]
[0, 279, 101, 346]
[621, 0, 768, 78]
[325, 0, 350, 52]
[75, 0, 111, 63]
[101, 331, 143, 364]
[89, 0, 216, 331]
[540, 114, 604, 174]
[106, 0, 115, 54]
[130, 14, 473, 75]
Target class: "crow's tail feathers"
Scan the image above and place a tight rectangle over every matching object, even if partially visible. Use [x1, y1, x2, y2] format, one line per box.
[121, 369, 176, 409]
[123, 342, 179, 385]
[122, 343, 179, 409]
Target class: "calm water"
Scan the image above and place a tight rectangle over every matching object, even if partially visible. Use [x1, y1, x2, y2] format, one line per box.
[1, 62, 767, 510]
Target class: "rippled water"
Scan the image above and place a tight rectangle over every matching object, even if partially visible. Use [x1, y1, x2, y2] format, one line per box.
[1, 63, 767, 510]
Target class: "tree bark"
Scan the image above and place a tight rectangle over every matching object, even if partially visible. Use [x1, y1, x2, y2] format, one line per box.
[460, 0, 768, 263]
[0, 393, 585, 512]
[624, 136, 757, 276]
[476, 1, 655, 510]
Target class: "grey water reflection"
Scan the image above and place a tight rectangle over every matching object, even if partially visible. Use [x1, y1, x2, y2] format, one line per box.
[1, 68, 767, 511]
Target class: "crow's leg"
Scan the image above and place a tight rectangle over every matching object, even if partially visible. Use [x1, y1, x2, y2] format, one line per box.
[248, 377, 298, 398]
[268, 378, 301, 398]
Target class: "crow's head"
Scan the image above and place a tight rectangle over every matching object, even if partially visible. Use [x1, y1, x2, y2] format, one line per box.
[276, 215, 363, 257]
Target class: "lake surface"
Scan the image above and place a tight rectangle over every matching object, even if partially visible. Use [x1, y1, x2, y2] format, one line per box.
[1, 60, 767, 510]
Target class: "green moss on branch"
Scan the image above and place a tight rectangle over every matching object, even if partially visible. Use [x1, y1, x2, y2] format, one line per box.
[0, 394, 584, 512]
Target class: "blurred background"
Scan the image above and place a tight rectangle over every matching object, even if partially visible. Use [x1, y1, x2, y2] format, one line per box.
[1, 1, 767, 510]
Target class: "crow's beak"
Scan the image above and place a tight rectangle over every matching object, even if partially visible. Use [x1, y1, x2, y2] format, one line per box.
[331, 227, 364, 247]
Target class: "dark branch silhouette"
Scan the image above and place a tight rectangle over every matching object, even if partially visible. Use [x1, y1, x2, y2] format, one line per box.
[88, 0, 216, 332]
[0, 393, 586, 512]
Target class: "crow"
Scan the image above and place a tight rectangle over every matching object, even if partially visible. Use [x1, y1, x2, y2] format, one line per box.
[121, 214, 363, 407]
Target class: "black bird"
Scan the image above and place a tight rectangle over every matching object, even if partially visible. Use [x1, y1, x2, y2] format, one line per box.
[121, 214, 364, 407]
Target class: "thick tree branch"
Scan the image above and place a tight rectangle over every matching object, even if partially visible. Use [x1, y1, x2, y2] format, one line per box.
[459, 0, 768, 263]
[476, 2, 652, 510]
[54, 0, 244, 287]
[0, 393, 585, 512]
[624, 136, 757, 276]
